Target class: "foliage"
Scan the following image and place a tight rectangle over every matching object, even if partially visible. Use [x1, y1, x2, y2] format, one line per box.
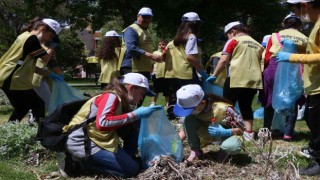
[0, 122, 44, 159]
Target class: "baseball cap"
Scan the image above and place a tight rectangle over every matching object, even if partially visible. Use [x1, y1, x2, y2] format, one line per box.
[301, 0, 315, 2]
[287, 0, 302, 3]
[224, 21, 242, 33]
[173, 84, 204, 117]
[138, 7, 153, 16]
[261, 35, 271, 47]
[121, 73, 155, 96]
[105, 30, 119, 37]
[181, 12, 202, 22]
[42, 18, 61, 35]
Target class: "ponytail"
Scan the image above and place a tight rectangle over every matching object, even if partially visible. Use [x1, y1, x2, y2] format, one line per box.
[105, 77, 131, 112]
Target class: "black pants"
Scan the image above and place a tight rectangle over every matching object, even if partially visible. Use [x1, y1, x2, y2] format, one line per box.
[264, 105, 274, 130]
[2, 88, 45, 122]
[304, 94, 320, 151]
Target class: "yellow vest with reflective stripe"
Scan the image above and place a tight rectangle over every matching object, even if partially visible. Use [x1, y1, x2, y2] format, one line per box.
[153, 50, 165, 78]
[229, 35, 263, 89]
[269, 29, 308, 58]
[98, 48, 121, 84]
[129, 23, 153, 72]
[304, 19, 320, 95]
[0, 32, 37, 90]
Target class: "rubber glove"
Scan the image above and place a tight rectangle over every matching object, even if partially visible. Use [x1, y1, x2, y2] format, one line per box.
[276, 52, 291, 63]
[49, 72, 64, 81]
[198, 70, 209, 79]
[206, 76, 217, 83]
[133, 105, 163, 119]
[208, 124, 232, 137]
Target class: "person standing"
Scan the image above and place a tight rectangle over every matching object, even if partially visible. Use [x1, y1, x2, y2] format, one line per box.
[0, 17, 61, 122]
[207, 21, 264, 141]
[276, 0, 320, 175]
[97, 30, 122, 90]
[261, 14, 307, 141]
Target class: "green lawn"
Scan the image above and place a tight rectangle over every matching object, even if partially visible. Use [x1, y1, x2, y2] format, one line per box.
[0, 86, 319, 179]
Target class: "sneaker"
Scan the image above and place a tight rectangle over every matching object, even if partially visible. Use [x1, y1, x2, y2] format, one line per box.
[299, 162, 320, 176]
[187, 150, 203, 161]
[283, 135, 292, 142]
[300, 147, 320, 159]
[243, 131, 254, 141]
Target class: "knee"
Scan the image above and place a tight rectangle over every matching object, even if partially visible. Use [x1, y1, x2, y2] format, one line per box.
[220, 136, 242, 155]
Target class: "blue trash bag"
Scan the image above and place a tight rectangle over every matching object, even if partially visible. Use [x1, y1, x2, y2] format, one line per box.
[253, 107, 264, 119]
[271, 111, 285, 134]
[48, 80, 87, 115]
[202, 80, 223, 97]
[272, 39, 303, 115]
[138, 109, 183, 168]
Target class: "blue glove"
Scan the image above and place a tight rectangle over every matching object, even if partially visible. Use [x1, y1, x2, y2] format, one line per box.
[198, 70, 209, 79]
[206, 76, 217, 83]
[133, 105, 163, 118]
[49, 72, 64, 81]
[276, 52, 291, 63]
[208, 124, 232, 137]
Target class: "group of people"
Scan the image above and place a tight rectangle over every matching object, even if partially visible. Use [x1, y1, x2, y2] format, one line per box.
[1, 0, 320, 178]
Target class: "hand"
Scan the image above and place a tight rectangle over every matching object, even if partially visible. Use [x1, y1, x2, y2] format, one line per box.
[276, 52, 291, 63]
[208, 124, 232, 137]
[198, 70, 209, 79]
[49, 72, 64, 81]
[133, 105, 163, 118]
[206, 76, 217, 83]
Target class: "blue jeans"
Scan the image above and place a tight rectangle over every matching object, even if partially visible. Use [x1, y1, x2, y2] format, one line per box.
[81, 147, 139, 178]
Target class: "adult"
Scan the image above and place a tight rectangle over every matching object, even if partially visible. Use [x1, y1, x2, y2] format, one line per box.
[261, 14, 307, 141]
[97, 30, 122, 90]
[150, 39, 169, 106]
[0, 17, 61, 122]
[276, 0, 320, 175]
[173, 84, 244, 161]
[207, 21, 264, 141]
[120, 7, 162, 77]
[64, 73, 162, 177]
[165, 12, 208, 119]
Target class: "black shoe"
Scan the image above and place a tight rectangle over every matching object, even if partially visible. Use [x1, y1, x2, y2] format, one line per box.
[300, 147, 320, 159]
[299, 162, 320, 176]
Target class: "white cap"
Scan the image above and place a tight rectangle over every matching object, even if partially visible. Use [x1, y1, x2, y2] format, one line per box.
[105, 30, 119, 37]
[287, 0, 302, 3]
[121, 73, 155, 96]
[224, 21, 242, 33]
[301, 0, 314, 2]
[261, 35, 271, 47]
[42, 18, 61, 35]
[173, 84, 204, 117]
[138, 7, 153, 16]
[181, 12, 202, 22]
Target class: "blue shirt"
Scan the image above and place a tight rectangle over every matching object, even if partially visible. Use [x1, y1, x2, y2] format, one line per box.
[121, 22, 146, 68]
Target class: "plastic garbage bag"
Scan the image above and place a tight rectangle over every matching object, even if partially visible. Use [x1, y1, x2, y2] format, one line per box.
[48, 80, 87, 115]
[253, 107, 264, 119]
[202, 80, 223, 97]
[138, 109, 183, 168]
[272, 39, 303, 116]
[271, 111, 285, 134]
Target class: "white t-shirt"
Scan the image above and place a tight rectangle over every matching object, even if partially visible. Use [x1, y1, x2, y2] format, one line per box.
[185, 34, 198, 55]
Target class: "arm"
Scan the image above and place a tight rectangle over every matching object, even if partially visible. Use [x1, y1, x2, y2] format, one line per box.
[95, 93, 138, 131]
[289, 53, 320, 64]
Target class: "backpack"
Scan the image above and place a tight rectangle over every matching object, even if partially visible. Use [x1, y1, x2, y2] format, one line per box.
[38, 99, 95, 152]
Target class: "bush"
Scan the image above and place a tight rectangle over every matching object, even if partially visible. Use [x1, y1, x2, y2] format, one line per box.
[0, 122, 45, 160]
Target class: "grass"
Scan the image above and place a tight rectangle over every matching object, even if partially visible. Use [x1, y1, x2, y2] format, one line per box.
[0, 85, 319, 179]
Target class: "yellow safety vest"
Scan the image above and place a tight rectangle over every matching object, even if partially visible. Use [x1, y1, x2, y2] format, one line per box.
[153, 50, 166, 78]
[208, 52, 227, 88]
[99, 48, 121, 84]
[229, 35, 263, 89]
[127, 23, 153, 72]
[304, 18, 320, 95]
[0, 32, 39, 90]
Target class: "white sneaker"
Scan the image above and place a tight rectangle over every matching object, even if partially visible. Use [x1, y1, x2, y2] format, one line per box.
[243, 131, 254, 141]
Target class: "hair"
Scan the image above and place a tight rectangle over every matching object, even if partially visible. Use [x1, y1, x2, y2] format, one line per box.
[97, 36, 121, 61]
[287, 3, 302, 10]
[283, 17, 302, 29]
[105, 77, 131, 112]
[158, 39, 168, 44]
[173, 21, 201, 46]
[21, 16, 54, 33]
[309, 1, 320, 8]
[225, 24, 248, 35]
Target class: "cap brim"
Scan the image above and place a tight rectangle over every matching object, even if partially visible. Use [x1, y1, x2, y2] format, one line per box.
[139, 13, 153, 16]
[173, 103, 195, 117]
[146, 89, 155, 97]
[261, 42, 266, 47]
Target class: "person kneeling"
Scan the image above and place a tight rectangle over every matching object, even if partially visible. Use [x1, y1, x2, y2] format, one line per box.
[173, 84, 245, 161]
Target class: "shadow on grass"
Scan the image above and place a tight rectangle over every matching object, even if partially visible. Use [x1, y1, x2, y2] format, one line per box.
[203, 151, 252, 166]
[0, 106, 13, 115]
